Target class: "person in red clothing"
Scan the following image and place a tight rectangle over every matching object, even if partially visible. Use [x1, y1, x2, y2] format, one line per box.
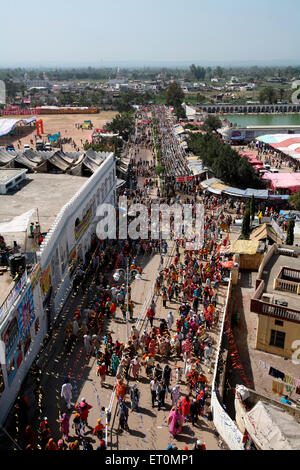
[24, 425, 37, 450]
[45, 438, 58, 450]
[147, 307, 155, 328]
[179, 394, 191, 422]
[75, 397, 92, 429]
[97, 362, 107, 387]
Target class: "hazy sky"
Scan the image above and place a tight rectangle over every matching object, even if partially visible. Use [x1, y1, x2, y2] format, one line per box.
[1, 0, 299, 67]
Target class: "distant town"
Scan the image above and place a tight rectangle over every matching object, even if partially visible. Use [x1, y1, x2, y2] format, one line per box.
[1, 65, 300, 112]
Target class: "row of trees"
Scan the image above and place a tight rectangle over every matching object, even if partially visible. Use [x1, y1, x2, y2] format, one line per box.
[165, 82, 186, 119]
[258, 86, 288, 104]
[187, 131, 264, 189]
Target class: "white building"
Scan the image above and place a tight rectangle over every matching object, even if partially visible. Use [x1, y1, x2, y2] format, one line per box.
[0, 153, 116, 424]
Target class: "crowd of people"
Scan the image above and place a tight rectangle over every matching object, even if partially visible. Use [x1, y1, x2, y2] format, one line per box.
[12, 104, 283, 452]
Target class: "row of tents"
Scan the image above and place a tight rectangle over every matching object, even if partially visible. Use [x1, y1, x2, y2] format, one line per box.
[0, 148, 112, 176]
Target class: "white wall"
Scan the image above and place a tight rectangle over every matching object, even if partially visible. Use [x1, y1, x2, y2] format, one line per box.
[0, 154, 117, 424]
[0, 279, 46, 425]
[37, 153, 116, 317]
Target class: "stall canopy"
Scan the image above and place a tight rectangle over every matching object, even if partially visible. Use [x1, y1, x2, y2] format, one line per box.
[262, 172, 300, 192]
[230, 240, 259, 255]
[243, 401, 300, 450]
[243, 188, 268, 199]
[256, 134, 300, 161]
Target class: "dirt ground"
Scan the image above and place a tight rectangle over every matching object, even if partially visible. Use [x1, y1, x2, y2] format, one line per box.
[0, 111, 118, 151]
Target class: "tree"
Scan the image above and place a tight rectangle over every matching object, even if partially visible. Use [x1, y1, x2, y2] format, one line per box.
[174, 104, 186, 120]
[259, 86, 278, 104]
[201, 115, 222, 133]
[187, 132, 264, 189]
[242, 208, 251, 239]
[215, 66, 224, 78]
[165, 82, 184, 107]
[190, 64, 206, 80]
[289, 190, 300, 210]
[196, 93, 207, 103]
[279, 88, 285, 102]
[105, 112, 134, 140]
[286, 217, 295, 245]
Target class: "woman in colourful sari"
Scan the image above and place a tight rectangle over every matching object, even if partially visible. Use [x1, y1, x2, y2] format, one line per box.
[168, 407, 183, 437]
[111, 353, 119, 376]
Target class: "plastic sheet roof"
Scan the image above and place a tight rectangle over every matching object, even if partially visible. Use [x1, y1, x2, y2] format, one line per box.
[257, 134, 300, 160]
[230, 240, 259, 255]
[201, 177, 269, 199]
[262, 172, 300, 190]
[249, 223, 282, 243]
[243, 401, 300, 450]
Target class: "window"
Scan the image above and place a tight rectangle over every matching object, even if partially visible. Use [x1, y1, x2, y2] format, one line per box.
[275, 320, 284, 326]
[270, 329, 285, 349]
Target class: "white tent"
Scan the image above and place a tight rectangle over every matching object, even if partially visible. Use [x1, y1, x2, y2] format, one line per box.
[0, 118, 19, 138]
[243, 401, 300, 450]
[0, 209, 37, 233]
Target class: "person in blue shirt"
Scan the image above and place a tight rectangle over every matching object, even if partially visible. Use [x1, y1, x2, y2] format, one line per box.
[280, 395, 292, 405]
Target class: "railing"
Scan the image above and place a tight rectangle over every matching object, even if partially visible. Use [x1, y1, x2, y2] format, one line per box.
[282, 267, 300, 282]
[274, 278, 299, 295]
[273, 266, 300, 295]
[251, 298, 300, 323]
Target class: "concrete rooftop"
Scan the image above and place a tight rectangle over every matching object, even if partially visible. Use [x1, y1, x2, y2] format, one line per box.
[0, 172, 88, 234]
[0, 172, 89, 310]
[261, 253, 300, 312]
[0, 169, 27, 184]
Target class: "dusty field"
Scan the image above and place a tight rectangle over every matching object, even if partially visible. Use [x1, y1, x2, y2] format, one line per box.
[0, 111, 118, 151]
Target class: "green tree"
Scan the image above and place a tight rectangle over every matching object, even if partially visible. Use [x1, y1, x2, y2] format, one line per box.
[187, 132, 264, 189]
[242, 208, 251, 239]
[201, 115, 222, 133]
[165, 81, 184, 107]
[286, 218, 295, 245]
[190, 64, 206, 80]
[279, 88, 285, 102]
[174, 104, 186, 120]
[259, 86, 278, 104]
[105, 111, 134, 140]
[196, 93, 207, 103]
[289, 190, 300, 210]
[215, 66, 224, 78]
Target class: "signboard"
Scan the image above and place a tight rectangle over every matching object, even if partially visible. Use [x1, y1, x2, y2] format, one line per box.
[17, 286, 35, 341]
[176, 176, 194, 183]
[0, 271, 28, 324]
[74, 208, 92, 241]
[40, 265, 52, 305]
[30, 263, 41, 289]
[2, 316, 21, 387]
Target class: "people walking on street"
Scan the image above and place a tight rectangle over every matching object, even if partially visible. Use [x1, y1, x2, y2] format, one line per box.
[61, 378, 72, 409]
[58, 412, 70, 441]
[97, 362, 107, 387]
[150, 376, 159, 408]
[75, 398, 92, 430]
[130, 384, 140, 412]
[118, 400, 129, 431]
[190, 398, 199, 426]
[93, 419, 105, 440]
[168, 407, 183, 438]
